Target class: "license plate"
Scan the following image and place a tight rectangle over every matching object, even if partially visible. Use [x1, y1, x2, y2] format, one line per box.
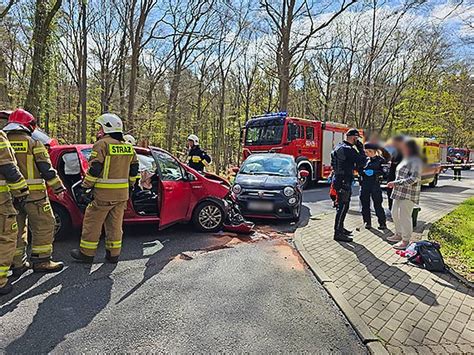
[248, 201, 273, 211]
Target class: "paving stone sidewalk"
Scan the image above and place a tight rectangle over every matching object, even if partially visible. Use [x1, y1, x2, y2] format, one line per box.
[296, 177, 474, 354]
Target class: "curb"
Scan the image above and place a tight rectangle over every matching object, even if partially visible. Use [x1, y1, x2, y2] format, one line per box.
[294, 232, 389, 355]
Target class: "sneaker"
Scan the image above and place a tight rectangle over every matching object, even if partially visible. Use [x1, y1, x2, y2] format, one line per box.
[33, 260, 64, 273]
[70, 249, 94, 263]
[387, 234, 402, 242]
[342, 228, 353, 235]
[364, 223, 372, 229]
[378, 224, 387, 230]
[334, 232, 353, 242]
[393, 241, 409, 250]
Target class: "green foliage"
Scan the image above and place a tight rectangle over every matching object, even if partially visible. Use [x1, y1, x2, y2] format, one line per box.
[394, 71, 473, 147]
[429, 197, 474, 281]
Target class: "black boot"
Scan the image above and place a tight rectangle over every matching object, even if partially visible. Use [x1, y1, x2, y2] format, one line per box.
[105, 250, 119, 264]
[378, 223, 387, 230]
[365, 222, 372, 229]
[11, 261, 31, 278]
[0, 281, 13, 295]
[70, 249, 94, 263]
[334, 231, 353, 242]
[342, 228, 353, 235]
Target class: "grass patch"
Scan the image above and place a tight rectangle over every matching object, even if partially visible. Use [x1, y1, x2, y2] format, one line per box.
[428, 197, 474, 281]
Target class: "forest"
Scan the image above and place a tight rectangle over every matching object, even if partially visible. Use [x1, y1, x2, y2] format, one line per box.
[0, 0, 472, 173]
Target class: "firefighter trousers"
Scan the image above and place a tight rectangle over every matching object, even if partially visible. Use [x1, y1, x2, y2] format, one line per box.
[80, 199, 127, 257]
[13, 198, 56, 267]
[0, 200, 18, 287]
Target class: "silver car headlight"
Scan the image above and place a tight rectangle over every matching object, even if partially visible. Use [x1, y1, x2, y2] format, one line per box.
[232, 184, 242, 195]
[283, 186, 295, 197]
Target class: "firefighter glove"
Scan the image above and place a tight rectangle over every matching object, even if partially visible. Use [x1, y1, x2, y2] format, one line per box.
[13, 195, 27, 211]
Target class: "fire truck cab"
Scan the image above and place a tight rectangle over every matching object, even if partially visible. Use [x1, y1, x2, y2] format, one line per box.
[242, 112, 349, 188]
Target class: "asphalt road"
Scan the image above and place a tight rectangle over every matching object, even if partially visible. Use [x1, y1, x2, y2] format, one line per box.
[3, 170, 469, 353]
[1, 222, 365, 353]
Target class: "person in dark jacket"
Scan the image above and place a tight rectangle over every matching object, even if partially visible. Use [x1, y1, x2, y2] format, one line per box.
[386, 135, 404, 211]
[359, 143, 387, 230]
[187, 134, 211, 172]
[331, 128, 368, 242]
[452, 153, 463, 181]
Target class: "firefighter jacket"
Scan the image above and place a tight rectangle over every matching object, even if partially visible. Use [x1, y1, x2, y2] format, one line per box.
[0, 131, 28, 204]
[188, 145, 211, 172]
[6, 131, 62, 202]
[82, 136, 139, 202]
[453, 158, 463, 169]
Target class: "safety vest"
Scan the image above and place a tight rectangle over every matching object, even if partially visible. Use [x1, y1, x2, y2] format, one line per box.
[83, 136, 138, 202]
[6, 131, 56, 201]
[0, 131, 28, 203]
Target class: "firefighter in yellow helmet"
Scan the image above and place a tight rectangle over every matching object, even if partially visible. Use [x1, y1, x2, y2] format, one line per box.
[0, 128, 29, 295]
[3, 109, 65, 273]
[70, 113, 139, 263]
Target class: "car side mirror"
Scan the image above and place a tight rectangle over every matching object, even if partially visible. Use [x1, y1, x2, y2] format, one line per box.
[187, 172, 197, 181]
[232, 166, 240, 174]
[299, 170, 310, 178]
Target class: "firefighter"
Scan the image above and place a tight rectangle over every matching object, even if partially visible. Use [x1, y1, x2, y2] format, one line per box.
[331, 128, 368, 242]
[187, 134, 211, 172]
[359, 143, 387, 230]
[0, 131, 29, 294]
[3, 109, 65, 273]
[452, 153, 463, 181]
[70, 113, 139, 263]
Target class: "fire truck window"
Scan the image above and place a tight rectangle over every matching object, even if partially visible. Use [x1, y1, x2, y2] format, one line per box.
[306, 127, 314, 140]
[245, 125, 283, 145]
[298, 126, 304, 138]
[287, 124, 298, 141]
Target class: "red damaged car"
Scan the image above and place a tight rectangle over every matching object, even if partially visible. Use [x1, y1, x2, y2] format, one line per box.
[47, 144, 250, 239]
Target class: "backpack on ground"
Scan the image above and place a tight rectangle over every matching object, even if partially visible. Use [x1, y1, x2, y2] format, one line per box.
[408, 240, 446, 272]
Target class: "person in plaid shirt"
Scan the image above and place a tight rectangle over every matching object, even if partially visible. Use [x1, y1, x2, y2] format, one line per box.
[386, 139, 422, 250]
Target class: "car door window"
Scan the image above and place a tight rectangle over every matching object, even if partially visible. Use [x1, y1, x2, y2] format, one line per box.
[306, 127, 314, 140]
[138, 153, 156, 172]
[153, 150, 185, 181]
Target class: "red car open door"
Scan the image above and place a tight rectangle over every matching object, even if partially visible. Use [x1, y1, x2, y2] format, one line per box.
[151, 148, 192, 229]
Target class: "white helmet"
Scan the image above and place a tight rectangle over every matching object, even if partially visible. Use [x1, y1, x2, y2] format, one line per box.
[187, 134, 199, 145]
[124, 134, 136, 145]
[96, 113, 123, 134]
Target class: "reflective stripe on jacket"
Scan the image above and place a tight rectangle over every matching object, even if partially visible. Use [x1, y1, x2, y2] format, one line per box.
[0, 131, 28, 203]
[6, 131, 60, 201]
[82, 136, 138, 202]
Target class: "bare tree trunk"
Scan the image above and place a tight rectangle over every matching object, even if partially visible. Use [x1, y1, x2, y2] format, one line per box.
[80, 0, 87, 143]
[24, 0, 62, 118]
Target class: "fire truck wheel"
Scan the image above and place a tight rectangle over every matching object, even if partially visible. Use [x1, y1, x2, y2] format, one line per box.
[428, 174, 438, 188]
[298, 166, 311, 189]
[52, 204, 72, 240]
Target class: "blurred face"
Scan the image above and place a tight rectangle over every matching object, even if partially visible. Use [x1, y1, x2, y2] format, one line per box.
[96, 126, 104, 140]
[392, 139, 403, 151]
[400, 142, 410, 157]
[365, 149, 376, 157]
[187, 139, 194, 148]
[346, 135, 359, 144]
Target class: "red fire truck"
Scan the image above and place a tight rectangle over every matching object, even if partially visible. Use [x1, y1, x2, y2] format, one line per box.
[447, 147, 472, 170]
[242, 112, 352, 188]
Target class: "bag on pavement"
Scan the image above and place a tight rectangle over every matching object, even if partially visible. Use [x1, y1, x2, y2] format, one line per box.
[408, 240, 446, 272]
